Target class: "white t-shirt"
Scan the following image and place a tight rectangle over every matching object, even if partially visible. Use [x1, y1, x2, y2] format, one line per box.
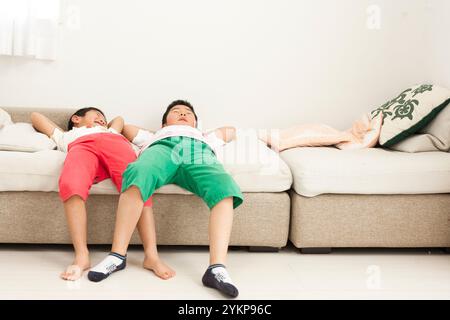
[51, 126, 120, 152]
[133, 125, 226, 155]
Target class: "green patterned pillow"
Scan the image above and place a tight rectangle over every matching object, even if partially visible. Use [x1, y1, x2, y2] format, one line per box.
[371, 84, 450, 147]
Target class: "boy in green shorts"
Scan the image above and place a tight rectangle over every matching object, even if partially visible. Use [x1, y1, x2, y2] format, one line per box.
[88, 100, 243, 298]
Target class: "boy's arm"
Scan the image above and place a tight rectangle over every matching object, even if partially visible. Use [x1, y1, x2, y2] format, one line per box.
[211, 126, 236, 143]
[30, 112, 62, 138]
[108, 116, 124, 133]
[122, 124, 140, 142]
[122, 124, 154, 142]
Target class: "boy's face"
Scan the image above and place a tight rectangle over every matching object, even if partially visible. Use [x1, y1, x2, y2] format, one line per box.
[164, 105, 196, 128]
[72, 110, 107, 128]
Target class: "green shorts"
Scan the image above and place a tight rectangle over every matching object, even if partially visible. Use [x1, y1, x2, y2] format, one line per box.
[122, 136, 244, 209]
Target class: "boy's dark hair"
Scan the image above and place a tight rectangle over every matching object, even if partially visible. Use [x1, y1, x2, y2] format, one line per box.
[162, 100, 198, 126]
[68, 107, 106, 130]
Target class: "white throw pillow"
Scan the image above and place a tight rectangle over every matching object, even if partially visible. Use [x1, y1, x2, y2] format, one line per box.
[0, 122, 56, 152]
[0, 108, 13, 129]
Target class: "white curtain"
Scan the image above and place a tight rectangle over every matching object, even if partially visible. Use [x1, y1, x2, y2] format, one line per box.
[0, 0, 60, 60]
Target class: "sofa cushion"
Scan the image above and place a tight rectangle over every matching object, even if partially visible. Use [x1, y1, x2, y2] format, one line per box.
[0, 150, 65, 192]
[371, 84, 450, 147]
[281, 147, 450, 197]
[0, 137, 292, 194]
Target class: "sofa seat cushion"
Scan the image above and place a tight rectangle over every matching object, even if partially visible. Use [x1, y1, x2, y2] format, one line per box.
[281, 147, 450, 197]
[0, 139, 292, 194]
[0, 150, 65, 192]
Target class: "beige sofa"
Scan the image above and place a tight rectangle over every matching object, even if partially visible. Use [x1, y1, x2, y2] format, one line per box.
[0, 107, 292, 250]
[1, 107, 449, 254]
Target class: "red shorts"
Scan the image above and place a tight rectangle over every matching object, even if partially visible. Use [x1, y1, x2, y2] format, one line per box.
[58, 133, 152, 207]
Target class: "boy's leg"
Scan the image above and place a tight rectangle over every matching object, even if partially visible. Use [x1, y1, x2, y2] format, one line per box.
[60, 196, 90, 281]
[174, 142, 243, 297]
[203, 198, 240, 298]
[209, 197, 234, 266]
[174, 144, 243, 265]
[59, 144, 100, 281]
[97, 134, 156, 258]
[87, 186, 143, 283]
[111, 186, 145, 256]
[88, 141, 180, 282]
[138, 207, 176, 279]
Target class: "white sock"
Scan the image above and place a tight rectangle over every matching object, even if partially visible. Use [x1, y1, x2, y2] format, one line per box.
[88, 252, 126, 282]
[202, 264, 239, 297]
[211, 266, 235, 285]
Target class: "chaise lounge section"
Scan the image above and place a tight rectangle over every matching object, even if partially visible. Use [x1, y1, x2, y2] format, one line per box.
[281, 147, 450, 253]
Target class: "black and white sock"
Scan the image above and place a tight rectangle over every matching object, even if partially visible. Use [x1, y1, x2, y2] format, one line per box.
[202, 264, 239, 298]
[88, 252, 127, 282]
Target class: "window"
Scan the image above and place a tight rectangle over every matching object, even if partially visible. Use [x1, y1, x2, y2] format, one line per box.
[0, 0, 60, 60]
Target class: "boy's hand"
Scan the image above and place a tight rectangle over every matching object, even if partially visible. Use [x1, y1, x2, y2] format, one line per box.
[108, 116, 124, 133]
[30, 112, 62, 138]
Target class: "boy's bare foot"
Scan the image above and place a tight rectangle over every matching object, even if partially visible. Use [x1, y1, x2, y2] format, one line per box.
[60, 255, 90, 281]
[143, 256, 176, 280]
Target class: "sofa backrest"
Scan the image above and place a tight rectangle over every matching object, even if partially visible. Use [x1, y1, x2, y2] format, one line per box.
[2, 107, 77, 131]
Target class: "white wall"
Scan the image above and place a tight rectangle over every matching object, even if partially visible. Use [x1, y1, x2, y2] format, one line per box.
[0, 0, 434, 130]
[427, 0, 450, 88]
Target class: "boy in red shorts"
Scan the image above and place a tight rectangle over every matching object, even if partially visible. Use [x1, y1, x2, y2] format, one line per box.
[31, 108, 171, 281]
